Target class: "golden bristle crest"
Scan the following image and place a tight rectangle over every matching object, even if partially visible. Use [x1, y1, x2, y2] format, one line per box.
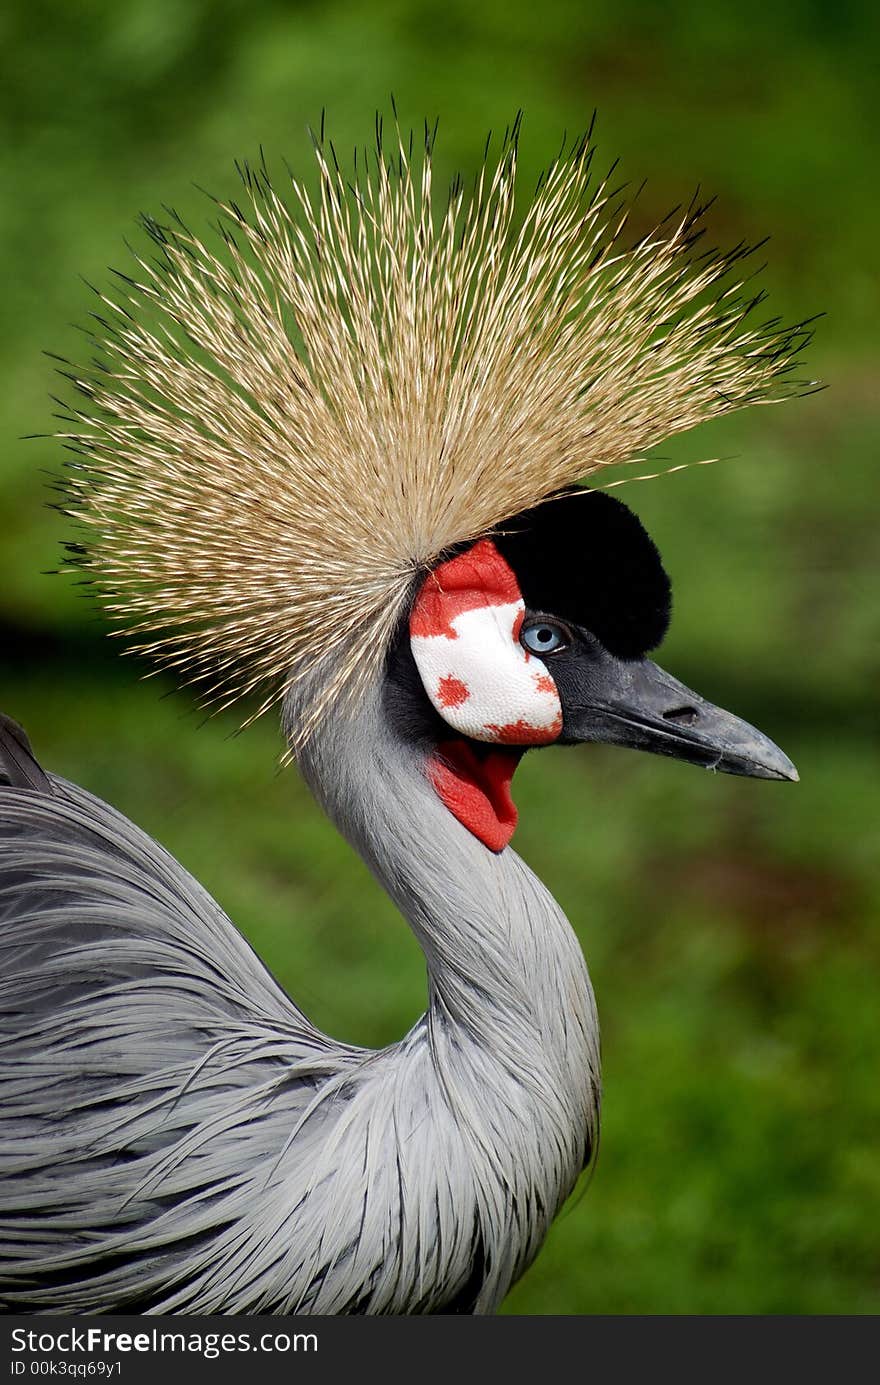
[58, 118, 811, 744]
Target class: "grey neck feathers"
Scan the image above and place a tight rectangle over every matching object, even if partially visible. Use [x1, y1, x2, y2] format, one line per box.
[285, 675, 600, 1189]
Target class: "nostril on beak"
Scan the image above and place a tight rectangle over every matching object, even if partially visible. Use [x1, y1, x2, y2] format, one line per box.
[663, 705, 699, 726]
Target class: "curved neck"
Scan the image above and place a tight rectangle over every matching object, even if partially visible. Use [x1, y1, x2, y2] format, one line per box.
[286, 676, 601, 1307]
[286, 679, 600, 1111]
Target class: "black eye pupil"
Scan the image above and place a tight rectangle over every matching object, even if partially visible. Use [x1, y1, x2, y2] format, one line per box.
[537, 629, 552, 643]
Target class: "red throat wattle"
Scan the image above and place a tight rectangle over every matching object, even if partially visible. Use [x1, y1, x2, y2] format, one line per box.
[428, 740, 523, 852]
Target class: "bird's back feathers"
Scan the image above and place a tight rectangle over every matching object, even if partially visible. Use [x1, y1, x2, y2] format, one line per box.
[0, 713, 54, 795]
[0, 767, 349, 1311]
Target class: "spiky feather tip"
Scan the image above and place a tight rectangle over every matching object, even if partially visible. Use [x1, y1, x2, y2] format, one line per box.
[57, 119, 812, 743]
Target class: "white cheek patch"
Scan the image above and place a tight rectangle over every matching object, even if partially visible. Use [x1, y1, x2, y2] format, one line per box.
[409, 539, 563, 745]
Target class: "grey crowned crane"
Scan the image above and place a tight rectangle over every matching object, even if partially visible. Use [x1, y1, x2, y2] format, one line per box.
[0, 123, 809, 1314]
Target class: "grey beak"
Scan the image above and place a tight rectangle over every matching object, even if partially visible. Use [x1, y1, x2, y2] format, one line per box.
[560, 655, 799, 783]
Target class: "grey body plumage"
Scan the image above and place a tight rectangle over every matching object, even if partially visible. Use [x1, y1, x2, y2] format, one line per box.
[0, 677, 598, 1313]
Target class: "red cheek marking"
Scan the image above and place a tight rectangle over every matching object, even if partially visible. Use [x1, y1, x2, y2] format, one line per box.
[410, 539, 522, 639]
[429, 740, 522, 852]
[436, 675, 470, 708]
[484, 714, 563, 745]
[533, 673, 557, 695]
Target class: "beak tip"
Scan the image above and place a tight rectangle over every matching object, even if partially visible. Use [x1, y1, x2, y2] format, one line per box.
[770, 746, 800, 783]
[762, 751, 799, 783]
[713, 743, 800, 783]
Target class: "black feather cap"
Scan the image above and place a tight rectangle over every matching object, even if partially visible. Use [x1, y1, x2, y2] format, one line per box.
[493, 489, 672, 659]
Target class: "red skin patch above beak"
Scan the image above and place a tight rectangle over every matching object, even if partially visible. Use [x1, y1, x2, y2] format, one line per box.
[429, 741, 522, 852]
[409, 539, 522, 639]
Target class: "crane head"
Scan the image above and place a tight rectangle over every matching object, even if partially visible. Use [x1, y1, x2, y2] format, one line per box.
[57, 123, 813, 751]
[406, 489, 797, 850]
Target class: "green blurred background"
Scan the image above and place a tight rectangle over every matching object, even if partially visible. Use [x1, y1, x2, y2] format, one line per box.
[1, 0, 878, 1314]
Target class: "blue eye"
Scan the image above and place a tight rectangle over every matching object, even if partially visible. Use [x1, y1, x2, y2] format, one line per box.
[521, 620, 569, 655]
